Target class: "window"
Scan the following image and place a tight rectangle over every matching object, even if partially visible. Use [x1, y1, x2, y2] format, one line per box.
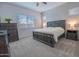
[17, 14, 35, 28]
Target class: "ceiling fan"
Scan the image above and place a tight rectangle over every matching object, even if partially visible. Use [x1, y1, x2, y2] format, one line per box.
[36, 2, 47, 6]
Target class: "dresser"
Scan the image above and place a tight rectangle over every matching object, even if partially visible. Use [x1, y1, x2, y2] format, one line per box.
[66, 30, 78, 41]
[0, 30, 10, 57]
[1, 23, 19, 42]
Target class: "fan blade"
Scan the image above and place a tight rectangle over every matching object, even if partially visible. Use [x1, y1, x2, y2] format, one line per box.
[43, 2, 47, 4]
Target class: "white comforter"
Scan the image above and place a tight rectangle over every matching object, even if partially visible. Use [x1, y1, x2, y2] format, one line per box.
[33, 27, 64, 42]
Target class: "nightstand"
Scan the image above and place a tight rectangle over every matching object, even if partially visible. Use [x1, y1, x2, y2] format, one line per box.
[66, 30, 78, 41]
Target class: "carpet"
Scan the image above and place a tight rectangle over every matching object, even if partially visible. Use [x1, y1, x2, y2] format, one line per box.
[9, 37, 79, 57]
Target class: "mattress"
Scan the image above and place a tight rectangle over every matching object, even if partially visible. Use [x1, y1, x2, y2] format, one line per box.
[33, 27, 64, 42]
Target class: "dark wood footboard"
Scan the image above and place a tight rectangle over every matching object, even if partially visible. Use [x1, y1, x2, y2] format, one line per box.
[33, 32, 56, 47]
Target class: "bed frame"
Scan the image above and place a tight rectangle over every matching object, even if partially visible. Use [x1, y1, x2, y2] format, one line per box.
[33, 20, 65, 47]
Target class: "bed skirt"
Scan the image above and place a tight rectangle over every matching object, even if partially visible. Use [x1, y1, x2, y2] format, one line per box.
[33, 31, 56, 47]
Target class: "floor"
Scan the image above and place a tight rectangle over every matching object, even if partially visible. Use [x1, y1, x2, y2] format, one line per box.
[9, 37, 79, 57]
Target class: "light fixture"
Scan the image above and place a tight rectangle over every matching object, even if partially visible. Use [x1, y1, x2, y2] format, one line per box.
[68, 21, 77, 30]
[43, 22, 47, 28]
[68, 24, 75, 30]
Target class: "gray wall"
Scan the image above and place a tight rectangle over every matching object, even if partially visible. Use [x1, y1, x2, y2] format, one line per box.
[0, 2, 42, 28]
[43, 2, 79, 21]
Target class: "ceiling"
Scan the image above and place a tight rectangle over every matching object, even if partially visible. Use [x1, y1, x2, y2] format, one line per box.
[11, 2, 66, 12]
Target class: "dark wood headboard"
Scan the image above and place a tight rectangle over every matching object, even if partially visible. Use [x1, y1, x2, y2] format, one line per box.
[47, 20, 65, 29]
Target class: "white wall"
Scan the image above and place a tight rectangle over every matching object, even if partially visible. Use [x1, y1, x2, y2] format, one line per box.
[0, 2, 42, 28]
[42, 2, 79, 31]
[43, 2, 79, 39]
[42, 2, 79, 22]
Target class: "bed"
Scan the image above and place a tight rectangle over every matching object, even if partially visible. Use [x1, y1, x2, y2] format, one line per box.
[33, 20, 65, 47]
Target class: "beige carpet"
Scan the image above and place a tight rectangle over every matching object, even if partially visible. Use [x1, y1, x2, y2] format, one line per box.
[55, 39, 76, 56]
[9, 37, 79, 57]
